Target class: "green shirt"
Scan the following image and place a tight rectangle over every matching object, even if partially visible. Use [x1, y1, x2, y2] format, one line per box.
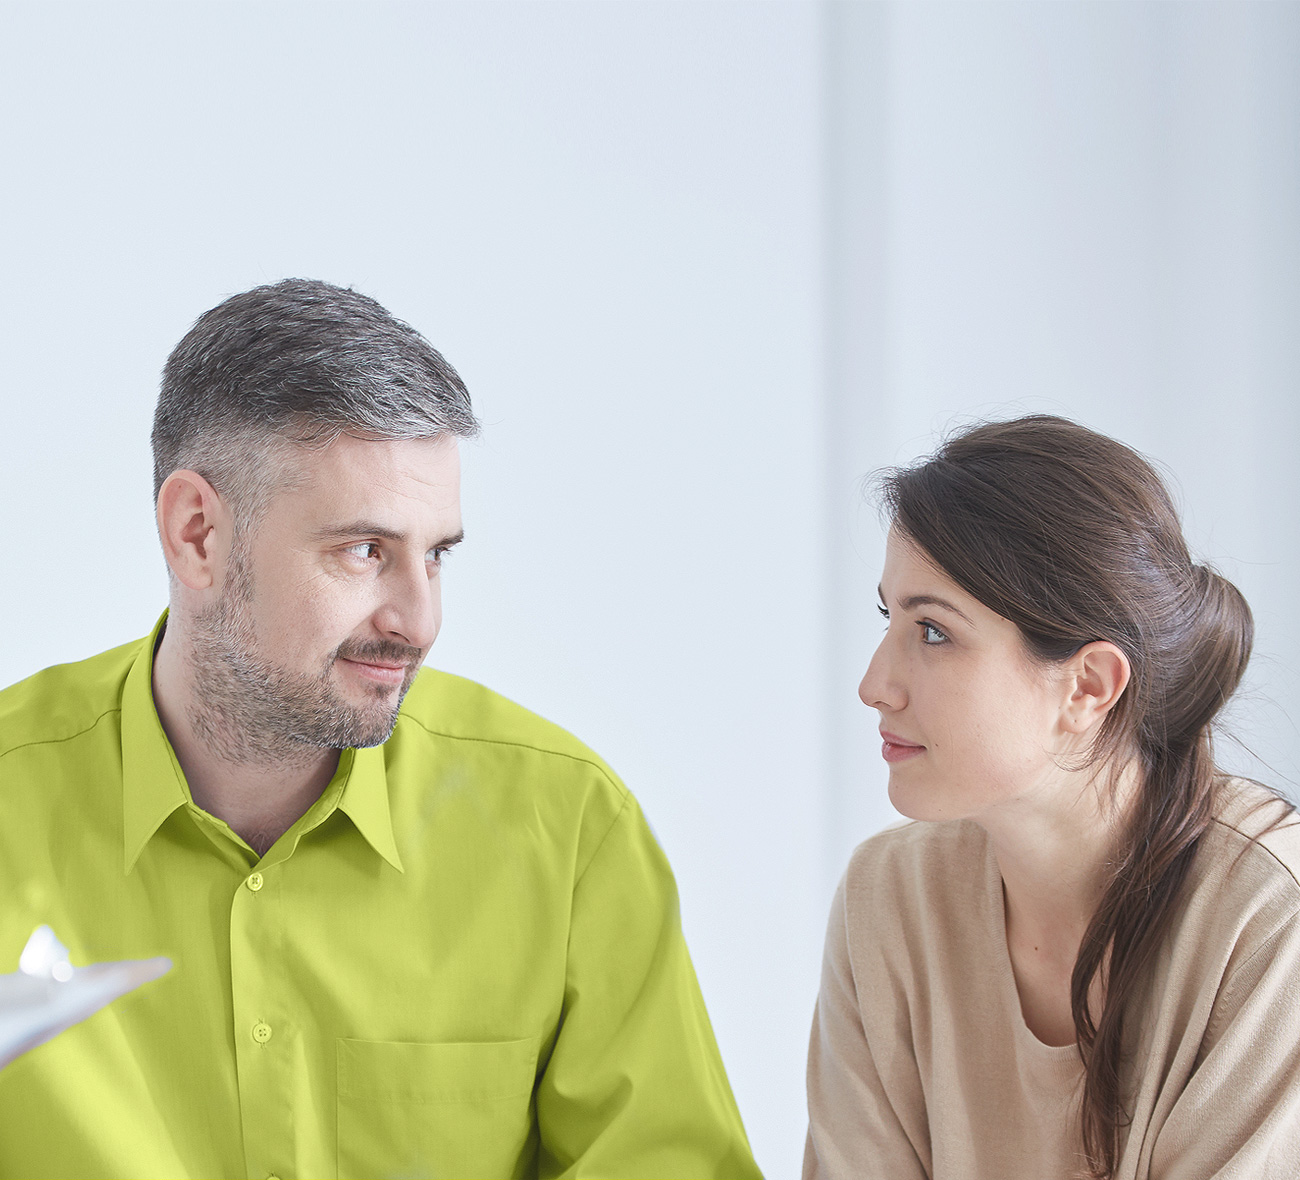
[0, 616, 759, 1179]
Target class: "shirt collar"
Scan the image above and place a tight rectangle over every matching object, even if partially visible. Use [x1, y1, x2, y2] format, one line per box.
[122, 611, 404, 875]
[337, 744, 404, 873]
[121, 612, 190, 873]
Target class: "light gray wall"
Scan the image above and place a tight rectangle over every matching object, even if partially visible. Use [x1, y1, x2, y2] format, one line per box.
[2, 3, 1297, 1175]
[0, 4, 826, 1172]
[824, 0, 1300, 892]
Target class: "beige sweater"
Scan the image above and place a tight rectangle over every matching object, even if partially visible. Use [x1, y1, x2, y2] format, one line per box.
[805, 781, 1300, 1179]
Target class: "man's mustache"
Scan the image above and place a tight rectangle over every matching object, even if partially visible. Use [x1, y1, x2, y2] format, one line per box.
[331, 638, 426, 669]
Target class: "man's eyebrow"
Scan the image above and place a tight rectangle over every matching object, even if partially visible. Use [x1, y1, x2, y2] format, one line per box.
[312, 522, 466, 549]
[877, 584, 974, 625]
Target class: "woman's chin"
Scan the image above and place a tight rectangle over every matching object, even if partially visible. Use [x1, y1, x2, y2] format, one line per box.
[886, 774, 951, 823]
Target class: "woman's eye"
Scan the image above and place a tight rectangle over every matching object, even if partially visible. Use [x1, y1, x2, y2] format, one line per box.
[877, 603, 890, 622]
[918, 621, 948, 645]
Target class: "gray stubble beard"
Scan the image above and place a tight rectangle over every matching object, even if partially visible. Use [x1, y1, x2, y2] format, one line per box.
[187, 540, 420, 765]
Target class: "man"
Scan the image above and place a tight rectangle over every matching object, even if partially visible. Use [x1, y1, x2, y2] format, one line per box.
[0, 280, 760, 1178]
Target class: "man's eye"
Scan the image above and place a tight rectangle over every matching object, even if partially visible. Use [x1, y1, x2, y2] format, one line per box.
[427, 546, 449, 566]
[345, 543, 381, 561]
[918, 621, 948, 645]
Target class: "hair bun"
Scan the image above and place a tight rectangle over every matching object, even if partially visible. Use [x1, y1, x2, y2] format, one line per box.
[1165, 563, 1254, 743]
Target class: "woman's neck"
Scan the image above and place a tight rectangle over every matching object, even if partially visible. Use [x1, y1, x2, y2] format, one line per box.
[978, 761, 1140, 1045]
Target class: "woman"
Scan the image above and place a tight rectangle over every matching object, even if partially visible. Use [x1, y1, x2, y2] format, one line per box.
[805, 416, 1300, 1180]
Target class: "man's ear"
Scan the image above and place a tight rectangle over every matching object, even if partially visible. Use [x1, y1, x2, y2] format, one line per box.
[156, 470, 232, 591]
[1060, 641, 1131, 735]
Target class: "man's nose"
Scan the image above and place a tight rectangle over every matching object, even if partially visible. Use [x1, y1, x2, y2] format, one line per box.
[374, 560, 440, 651]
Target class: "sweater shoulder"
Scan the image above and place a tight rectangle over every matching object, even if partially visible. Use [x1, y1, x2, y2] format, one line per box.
[835, 818, 1001, 997]
[845, 817, 988, 889]
[1196, 779, 1300, 904]
[1179, 779, 1300, 948]
[841, 817, 993, 933]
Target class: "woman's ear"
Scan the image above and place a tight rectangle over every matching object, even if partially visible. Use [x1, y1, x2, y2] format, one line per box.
[1061, 641, 1131, 735]
[156, 469, 231, 591]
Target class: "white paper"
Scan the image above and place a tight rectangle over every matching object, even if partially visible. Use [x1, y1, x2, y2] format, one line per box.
[1, 927, 171, 1069]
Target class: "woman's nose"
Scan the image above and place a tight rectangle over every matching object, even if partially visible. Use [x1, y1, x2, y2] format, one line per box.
[859, 637, 904, 712]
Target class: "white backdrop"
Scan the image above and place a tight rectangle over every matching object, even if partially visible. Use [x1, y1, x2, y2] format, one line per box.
[823, 0, 1300, 892]
[1, 4, 1297, 1176]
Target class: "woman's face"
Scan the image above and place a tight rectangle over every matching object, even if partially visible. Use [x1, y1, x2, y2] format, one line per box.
[862, 529, 1076, 823]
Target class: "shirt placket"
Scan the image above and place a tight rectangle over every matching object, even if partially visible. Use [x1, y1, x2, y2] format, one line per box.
[231, 858, 293, 1180]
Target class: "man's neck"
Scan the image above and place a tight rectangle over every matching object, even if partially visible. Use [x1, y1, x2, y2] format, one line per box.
[151, 623, 339, 857]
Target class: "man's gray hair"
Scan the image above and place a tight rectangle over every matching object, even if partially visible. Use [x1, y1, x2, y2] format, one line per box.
[152, 278, 479, 522]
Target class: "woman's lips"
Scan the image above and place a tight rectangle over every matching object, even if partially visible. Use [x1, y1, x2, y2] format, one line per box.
[880, 731, 926, 763]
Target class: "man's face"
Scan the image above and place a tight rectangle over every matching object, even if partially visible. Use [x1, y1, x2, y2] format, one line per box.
[191, 433, 463, 759]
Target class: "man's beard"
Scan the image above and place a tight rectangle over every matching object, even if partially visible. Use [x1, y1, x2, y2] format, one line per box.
[187, 543, 424, 765]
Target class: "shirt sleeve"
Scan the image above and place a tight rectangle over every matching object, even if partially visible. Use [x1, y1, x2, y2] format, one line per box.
[534, 790, 762, 1180]
[1152, 906, 1300, 1180]
[803, 877, 929, 1180]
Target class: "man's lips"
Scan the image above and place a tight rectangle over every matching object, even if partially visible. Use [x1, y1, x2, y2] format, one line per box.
[880, 730, 925, 763]
[338, 657, 412, 687]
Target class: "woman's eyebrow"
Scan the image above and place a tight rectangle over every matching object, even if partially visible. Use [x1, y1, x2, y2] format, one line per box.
[878, 585, 974, 625]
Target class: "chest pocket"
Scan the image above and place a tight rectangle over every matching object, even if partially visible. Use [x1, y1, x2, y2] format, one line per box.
[336, 1036, 540, 1180]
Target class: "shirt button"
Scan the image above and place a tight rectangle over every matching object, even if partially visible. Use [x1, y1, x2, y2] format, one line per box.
[252, 1022, 273, 1044]
[246, 872, 264, 892]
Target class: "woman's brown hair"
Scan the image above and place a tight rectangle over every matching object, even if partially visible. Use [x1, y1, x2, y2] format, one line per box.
[880, 414, 1275, 1178]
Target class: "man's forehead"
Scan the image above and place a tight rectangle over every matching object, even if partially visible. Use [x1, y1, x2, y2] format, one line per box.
[281, 432, 457, 483]
[268, 434, 462, 529]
